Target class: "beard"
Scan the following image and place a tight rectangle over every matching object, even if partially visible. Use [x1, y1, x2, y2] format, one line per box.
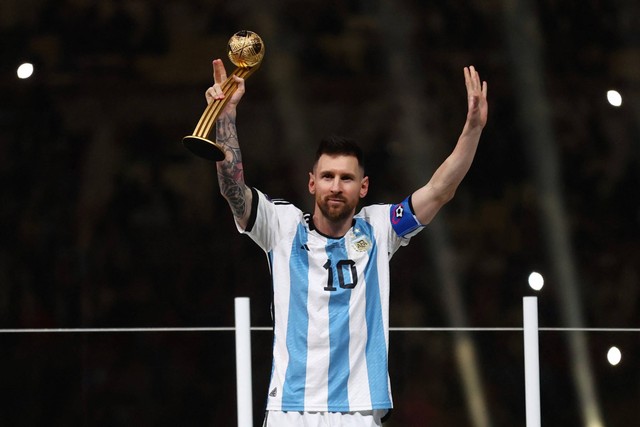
[316, 194, 357, 222]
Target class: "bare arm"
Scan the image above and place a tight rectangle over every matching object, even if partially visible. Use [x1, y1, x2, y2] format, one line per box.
[411, 65, 488, 225]
[208, 59, 253, 229]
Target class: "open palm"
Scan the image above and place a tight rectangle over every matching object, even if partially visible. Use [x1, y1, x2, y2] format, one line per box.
[464, 66, 488, 129]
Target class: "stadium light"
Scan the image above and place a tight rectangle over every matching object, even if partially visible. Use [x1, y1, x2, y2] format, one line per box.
[17, 62, 34, 79]
[528, 271, 544, 291]
[606, 90, 622, 107]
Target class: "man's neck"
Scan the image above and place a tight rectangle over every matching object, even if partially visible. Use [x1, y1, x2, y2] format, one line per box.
[312, 212, 354, 238]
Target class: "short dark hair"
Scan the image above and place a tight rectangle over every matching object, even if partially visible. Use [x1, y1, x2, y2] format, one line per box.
[313, 135, 364, 170]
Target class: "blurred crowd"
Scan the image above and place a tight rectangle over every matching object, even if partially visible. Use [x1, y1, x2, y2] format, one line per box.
[1, 0, 638, 426]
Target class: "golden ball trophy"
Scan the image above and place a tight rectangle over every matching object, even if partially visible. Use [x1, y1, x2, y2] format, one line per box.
[183, 30, 265, 161]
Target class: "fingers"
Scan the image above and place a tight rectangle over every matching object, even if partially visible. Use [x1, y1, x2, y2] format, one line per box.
[206, 59, 242, 104]
[205, 86, 224, 104]
[463, 65, 488, 127]
[464, 67, 471, 92]
[231, 75, 245, 94]
[213, 59, 227, 84]
[204, 74, 245, 105]
[464, 65, 487, 98]
[464, 66, 480, 92]
[471, 66, 480, 90]
[206, 59, 226, 105]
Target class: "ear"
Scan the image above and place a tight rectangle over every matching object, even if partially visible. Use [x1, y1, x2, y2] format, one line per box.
[308, 171, 316, 195]
[359, 176, 369, 198]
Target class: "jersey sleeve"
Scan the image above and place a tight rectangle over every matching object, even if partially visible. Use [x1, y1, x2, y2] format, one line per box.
[357, 197, 425, 258]
[234, 187, 300, 253]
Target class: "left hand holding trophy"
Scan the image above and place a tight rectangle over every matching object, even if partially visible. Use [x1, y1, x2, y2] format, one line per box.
[183, 30, 265, 161]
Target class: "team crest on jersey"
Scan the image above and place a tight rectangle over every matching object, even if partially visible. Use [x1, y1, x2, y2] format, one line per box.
[351, 236, 371, 252]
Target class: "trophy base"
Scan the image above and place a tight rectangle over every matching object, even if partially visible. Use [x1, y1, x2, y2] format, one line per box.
[182, 136, 225, 162]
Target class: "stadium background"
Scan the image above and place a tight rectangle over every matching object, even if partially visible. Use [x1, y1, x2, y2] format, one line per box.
[1, 1, 638, 426]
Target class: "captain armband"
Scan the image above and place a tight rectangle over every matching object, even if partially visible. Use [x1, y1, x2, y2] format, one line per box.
[390, 196, 424, 238]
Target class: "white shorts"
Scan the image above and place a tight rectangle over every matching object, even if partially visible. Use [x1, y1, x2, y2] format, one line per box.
[263, 410, 387, 427]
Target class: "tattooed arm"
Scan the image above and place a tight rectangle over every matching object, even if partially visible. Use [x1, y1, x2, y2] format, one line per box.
[207, 59, 253, 229]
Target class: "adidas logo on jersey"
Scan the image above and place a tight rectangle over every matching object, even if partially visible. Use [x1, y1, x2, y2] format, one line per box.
[269, 387, 277, 397]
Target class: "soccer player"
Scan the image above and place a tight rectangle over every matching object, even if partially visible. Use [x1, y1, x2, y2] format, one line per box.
[206, 58, 488, 425]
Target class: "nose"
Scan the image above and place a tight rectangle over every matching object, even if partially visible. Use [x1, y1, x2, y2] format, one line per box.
[330, 177, 342, 193]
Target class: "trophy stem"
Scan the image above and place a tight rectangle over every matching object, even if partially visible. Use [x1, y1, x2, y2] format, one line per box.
[193, 67, 259, 140]
[193, 78, 236, 138]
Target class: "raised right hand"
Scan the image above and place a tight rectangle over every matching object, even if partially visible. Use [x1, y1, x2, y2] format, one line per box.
[205, 59, 245, 113]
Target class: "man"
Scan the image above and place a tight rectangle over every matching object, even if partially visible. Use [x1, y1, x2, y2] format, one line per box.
[206, 58, 488, 425]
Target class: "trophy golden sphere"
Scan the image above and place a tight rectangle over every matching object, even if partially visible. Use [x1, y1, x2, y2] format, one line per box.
[227, 30, 265, 68]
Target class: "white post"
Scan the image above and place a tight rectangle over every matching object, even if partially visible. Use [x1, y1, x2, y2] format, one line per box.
[235, 297, 253, 427]
[523, 296, 541, 427]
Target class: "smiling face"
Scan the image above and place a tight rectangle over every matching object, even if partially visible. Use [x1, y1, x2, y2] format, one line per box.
[309, 154, 369, 225]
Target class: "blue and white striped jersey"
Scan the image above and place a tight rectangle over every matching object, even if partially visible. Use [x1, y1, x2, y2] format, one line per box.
[238, 188, 423, 413]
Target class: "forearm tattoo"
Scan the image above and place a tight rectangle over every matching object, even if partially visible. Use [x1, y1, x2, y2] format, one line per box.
[216, 115, 247, 219]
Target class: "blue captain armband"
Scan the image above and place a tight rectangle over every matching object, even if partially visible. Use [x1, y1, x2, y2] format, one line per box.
[390, 196, 424, 238]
